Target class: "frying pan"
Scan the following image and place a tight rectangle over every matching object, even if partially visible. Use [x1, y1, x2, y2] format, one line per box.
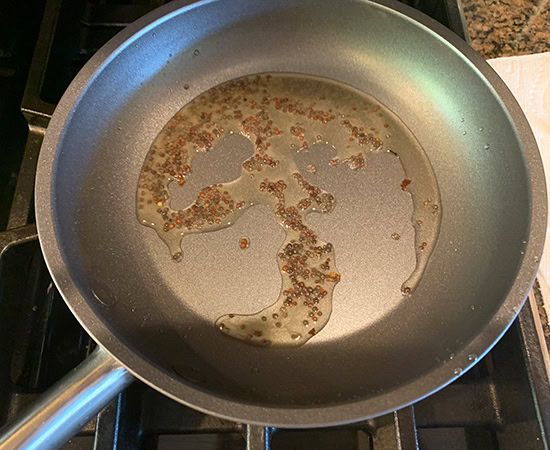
[0, 0, 546, 448]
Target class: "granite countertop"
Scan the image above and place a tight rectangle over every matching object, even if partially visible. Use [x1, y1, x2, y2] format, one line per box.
[462, 0, 549, 58]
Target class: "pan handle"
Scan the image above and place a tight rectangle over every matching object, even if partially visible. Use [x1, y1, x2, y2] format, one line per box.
[0, 347, 133, 450]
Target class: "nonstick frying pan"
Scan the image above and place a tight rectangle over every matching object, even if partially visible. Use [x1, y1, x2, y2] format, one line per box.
[0, 0, 546, 448]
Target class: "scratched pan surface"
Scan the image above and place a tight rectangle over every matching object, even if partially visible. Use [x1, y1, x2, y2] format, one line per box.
[35, 0, 545, 426]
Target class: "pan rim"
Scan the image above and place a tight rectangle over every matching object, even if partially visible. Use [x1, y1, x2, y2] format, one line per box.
[35, 0, 547, 427]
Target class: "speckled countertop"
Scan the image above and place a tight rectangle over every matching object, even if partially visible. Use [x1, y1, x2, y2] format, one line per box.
[462, 0, 549, 58]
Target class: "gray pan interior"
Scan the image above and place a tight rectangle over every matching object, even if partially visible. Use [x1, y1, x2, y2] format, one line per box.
[35, 0, 546, 426]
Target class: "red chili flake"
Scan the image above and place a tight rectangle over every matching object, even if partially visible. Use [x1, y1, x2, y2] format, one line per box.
[308, 328, 316, 336]
[400, 179, 412, 191]
[327, 272, 340, 282]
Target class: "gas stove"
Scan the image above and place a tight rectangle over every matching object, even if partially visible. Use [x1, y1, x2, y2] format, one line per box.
[1, 1, 549, 449]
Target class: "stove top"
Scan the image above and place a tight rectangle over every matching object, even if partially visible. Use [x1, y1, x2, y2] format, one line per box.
[1, 1, 549, 449]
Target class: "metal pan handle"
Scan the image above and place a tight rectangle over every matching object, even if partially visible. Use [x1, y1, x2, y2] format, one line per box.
[0, 347, 133, 450]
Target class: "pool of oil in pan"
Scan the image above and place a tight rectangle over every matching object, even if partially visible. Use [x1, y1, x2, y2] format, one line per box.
[136, 73, 441, 348]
